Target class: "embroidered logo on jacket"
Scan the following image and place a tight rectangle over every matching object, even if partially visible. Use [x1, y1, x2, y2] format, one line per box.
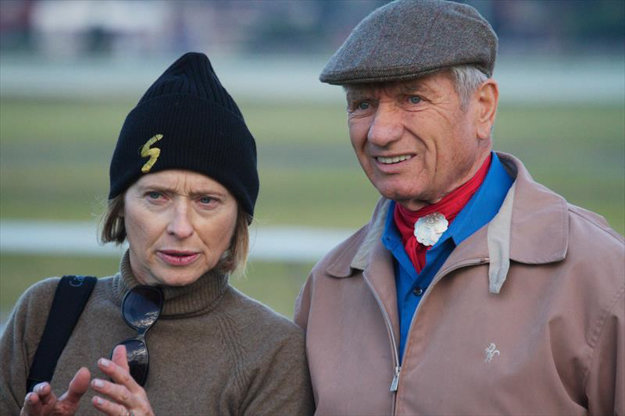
[484, 343, 500, 363]
[140, 134, 164, 173]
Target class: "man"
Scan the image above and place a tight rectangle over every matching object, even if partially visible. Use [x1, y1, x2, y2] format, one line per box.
[294, 0, 624, 414]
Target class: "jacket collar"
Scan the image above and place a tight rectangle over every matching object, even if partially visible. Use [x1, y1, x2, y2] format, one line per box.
[324, 153, 569, 293]
[325, 199, 389, 278]
[497, 153, 569, 264]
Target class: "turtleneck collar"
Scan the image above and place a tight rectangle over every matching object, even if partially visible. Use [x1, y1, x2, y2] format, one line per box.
[112, 251, 230, 318]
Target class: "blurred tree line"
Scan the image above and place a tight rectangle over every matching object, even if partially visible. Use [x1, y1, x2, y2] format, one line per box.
[1, 0, 623, 58]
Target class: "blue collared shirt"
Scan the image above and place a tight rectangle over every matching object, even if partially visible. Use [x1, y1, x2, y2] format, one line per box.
[382, 152, 514, 361]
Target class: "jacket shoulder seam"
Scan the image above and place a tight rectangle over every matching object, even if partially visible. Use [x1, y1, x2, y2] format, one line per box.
[568, 205, 624, 245]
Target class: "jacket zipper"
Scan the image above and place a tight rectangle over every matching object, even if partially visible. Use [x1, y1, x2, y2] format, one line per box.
[390, 365, 401, 392]
[362, 271, 401, 415]
[390, 258, 488, 407]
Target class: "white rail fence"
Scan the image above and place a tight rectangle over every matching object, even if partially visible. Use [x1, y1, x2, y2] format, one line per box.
[0, 220, 354, 263]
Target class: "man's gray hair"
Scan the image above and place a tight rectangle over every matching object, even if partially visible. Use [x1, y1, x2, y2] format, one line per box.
[449, 65, 489, 110]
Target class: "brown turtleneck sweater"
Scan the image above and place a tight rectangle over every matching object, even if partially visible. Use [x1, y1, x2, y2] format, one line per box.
[0, 252, 314, 415]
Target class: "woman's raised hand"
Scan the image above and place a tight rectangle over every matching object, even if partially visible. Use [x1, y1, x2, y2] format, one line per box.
[90, 345, 155, 416]
[20, 367, 91, 416]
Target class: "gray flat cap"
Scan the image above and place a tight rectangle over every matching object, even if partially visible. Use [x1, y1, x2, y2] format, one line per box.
[320, 0, 497, 85]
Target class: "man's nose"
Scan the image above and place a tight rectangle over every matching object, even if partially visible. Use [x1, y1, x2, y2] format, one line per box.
[166, 202, 194, 239]
[367, 103, 403, 147]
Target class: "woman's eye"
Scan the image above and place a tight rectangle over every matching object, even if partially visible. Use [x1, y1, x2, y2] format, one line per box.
[198, 196, 215, 205]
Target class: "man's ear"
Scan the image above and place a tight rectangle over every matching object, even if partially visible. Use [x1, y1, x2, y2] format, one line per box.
[474, 79, 499, 140]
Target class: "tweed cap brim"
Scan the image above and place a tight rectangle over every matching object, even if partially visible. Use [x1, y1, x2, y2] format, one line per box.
[320, 0, 497, 85]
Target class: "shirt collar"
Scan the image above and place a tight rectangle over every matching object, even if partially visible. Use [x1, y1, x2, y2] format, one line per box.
[448, 152, 513, 246]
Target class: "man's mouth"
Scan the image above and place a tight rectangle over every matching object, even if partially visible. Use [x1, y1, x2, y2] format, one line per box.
[376, 154, 412, 164]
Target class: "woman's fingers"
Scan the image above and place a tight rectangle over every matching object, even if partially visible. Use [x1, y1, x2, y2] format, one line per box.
[91, 378, 132, 406]
[92, 350, 154, 416]
[91, 377, 154, 416]
[91, 394, 131, 416]
[52, 367, 91, 415]
[20, 392, 44, 416]
[94, 356, 141, 408]
[21, 367, 91, 416]
[33, 382, 54, 406]
[59, 367, 91, 403]
[97, 357, 137, 391]
[111, 344, 130, 373]
[20, 383, 56, 416]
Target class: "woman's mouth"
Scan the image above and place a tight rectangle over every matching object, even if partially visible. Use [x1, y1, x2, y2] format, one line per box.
[157, 250, 200, 266]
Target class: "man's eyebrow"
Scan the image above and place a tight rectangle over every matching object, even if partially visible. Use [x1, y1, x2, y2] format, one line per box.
[345, 80, 433, 100]
[398, 80, 431, 94]
[345, 88, 371, 101]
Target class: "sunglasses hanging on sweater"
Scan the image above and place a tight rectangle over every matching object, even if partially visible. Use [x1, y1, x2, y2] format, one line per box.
[114, 285, 163, 386]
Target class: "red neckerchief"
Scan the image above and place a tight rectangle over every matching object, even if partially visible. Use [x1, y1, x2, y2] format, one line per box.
[393, 154, 492, 273]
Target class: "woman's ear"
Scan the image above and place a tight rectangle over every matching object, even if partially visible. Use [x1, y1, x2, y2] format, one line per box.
[474, 79, 499, 140]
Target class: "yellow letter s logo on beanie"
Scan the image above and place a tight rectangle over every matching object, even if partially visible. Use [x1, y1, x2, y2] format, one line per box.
[140, 134, 163, 173]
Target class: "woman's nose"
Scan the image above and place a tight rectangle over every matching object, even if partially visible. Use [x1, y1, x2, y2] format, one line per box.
[367, 103, 403, 147]
[166, 203, 194, 239]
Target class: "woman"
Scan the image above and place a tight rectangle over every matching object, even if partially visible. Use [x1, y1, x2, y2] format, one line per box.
[0, 52, 314, 416]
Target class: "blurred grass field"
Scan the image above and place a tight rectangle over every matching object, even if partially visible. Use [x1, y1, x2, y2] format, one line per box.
[1, 96, 624, 322]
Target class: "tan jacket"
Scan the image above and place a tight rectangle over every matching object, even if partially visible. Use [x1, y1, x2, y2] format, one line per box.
[295, 153, 624, 416]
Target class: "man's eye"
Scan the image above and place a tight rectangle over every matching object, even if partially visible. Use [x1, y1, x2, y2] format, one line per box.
[349, 100, 372, 112]
[147, 191, 162, 200]
[408, 96, 422, 104]
[199, 196, 215, 205]
[357, 101, 371, 110]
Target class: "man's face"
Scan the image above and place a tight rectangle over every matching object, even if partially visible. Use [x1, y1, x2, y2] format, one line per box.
[346, 70, 494, 211]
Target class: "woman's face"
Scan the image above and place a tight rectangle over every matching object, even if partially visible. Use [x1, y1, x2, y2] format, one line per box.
[123, 169, 238, 286]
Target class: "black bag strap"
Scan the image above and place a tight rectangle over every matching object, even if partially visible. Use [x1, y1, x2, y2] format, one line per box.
[27, 275, 97, 392]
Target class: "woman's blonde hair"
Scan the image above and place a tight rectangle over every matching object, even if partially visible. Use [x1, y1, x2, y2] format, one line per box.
[100, 194, 250, 275]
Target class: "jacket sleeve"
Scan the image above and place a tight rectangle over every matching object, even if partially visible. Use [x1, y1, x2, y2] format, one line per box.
[0, 278, 59, 415]
[294, 273, 313, 330]
[585, 282, 624, 416]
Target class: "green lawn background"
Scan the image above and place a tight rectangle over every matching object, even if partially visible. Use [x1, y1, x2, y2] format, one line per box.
[1, 97, 624, 322]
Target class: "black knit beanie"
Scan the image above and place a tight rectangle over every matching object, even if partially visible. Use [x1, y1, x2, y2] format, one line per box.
[108, 52, 259, 217]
